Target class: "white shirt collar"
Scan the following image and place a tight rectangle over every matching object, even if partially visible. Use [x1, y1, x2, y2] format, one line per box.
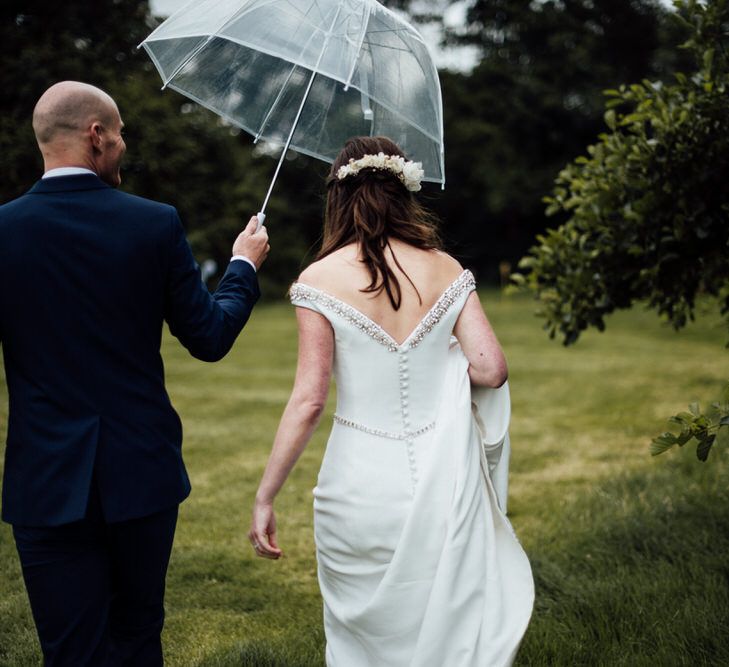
[42, 167, 97, 179]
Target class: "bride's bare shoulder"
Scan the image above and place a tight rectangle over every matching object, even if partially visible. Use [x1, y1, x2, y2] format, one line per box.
[429, 249, 465, 281]
[295, 245, 360, 291]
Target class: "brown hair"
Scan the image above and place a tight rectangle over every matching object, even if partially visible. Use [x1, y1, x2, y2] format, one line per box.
[317, 136, 442, 310]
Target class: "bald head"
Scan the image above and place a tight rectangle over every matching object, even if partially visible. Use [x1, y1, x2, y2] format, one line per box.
[33, 81, 118, 146]
[32, 81, 126, 187]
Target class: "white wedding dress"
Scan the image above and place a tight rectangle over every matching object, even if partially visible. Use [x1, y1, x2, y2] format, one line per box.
[290, 269, 534, 667]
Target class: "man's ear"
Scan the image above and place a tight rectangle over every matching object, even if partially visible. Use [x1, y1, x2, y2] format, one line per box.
[90, 122, 104, 152]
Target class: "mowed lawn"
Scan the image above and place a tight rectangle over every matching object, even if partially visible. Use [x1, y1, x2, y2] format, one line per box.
[0, 291, 727, 666]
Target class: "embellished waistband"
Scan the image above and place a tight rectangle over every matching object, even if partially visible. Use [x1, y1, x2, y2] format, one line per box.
[333, 414, 435, 441]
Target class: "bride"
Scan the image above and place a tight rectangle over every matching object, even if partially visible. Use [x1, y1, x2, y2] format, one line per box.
[249, 136, 534, 666]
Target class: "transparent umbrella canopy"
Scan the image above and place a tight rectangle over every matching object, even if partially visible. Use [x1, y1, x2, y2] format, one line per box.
[140, 0, 445, 219]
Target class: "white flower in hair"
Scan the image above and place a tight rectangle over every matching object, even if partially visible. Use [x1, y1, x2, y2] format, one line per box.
[336, 153, 424, 192]
[401, 160, 425, 190]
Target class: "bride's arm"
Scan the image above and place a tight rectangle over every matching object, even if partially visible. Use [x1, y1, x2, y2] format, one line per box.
[248, 307, 334, 559]
[454, 292, 508, 388]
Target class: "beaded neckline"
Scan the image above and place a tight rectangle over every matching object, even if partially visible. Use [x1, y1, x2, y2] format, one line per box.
[290, 269, 475, 352]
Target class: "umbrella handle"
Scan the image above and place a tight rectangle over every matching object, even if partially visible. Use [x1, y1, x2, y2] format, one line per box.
[256, 212, 266, 231]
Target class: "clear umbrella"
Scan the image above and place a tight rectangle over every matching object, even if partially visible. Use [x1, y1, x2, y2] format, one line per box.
[140, 0, 445, 222]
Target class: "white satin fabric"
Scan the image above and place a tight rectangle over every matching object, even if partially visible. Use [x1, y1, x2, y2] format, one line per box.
[290, 270, 533, 666]
[470, 365, 511, 514]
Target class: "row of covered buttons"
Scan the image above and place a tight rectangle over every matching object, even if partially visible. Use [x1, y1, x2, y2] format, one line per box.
[399, 349, 418, 492]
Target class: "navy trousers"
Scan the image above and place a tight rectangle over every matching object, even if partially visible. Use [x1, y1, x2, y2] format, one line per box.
[13, 482, 178, 666]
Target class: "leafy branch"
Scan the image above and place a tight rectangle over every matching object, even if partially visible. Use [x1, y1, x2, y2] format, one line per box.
[651, 383, 729, 461]
[510, 0, 729, 462]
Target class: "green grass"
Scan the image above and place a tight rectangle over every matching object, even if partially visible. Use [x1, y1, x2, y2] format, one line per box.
[0, 292, 727, 666]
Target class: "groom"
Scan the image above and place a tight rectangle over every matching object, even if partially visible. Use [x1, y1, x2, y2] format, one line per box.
[0, 81, 269, 665]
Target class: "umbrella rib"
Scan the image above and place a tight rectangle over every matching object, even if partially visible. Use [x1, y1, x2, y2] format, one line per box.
[160, 35, 214, 89]
[253, 65, 299, 144]
[310, 0, 328, 28]
[364, 41, 415, 53]
[280, 0, 327, 32]
[137, 0, 198, 46]
[310, 74, 340, 149]
[166, 82, 260, 136]
[362, 27, 418, 35]
[157, 1, 263, 89]
[343, 1, 373, 91]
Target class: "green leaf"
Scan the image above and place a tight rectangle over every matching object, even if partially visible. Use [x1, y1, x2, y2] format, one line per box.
[509, 273, 526, 286]
[604, 109, 617, 131]
[696, 436, 714, 462]
[676, 430, 693, 446]
[689, 402, 700, 416]
[651, 432, 678, 456]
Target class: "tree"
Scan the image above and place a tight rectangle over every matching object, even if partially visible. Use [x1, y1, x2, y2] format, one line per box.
[1, 1, 154, 198]
[395, 0, 690, 281]
[512, 0, 729, 460]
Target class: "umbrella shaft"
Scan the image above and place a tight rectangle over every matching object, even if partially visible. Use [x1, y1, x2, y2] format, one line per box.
[260, 1, 345, 216]
[260, 68, 317, 214]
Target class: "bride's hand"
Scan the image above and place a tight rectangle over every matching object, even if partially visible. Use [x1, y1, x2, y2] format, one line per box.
[248, 501, 283, 559]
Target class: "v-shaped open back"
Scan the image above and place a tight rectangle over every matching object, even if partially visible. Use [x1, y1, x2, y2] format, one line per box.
[290, 269, 475, 351]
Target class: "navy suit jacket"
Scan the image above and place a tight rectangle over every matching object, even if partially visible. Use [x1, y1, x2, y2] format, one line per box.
[0, 174, 260, 526]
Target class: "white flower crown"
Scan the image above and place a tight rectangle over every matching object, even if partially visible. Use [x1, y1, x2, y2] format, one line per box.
[335, 152, 424, 192]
